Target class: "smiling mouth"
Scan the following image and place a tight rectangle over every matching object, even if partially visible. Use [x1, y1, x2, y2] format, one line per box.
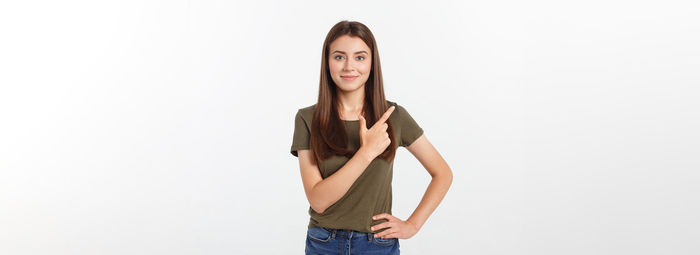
[341, 75, 358, 81]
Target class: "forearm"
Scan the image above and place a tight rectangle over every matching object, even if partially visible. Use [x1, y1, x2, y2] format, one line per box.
[309, 148, 373, 214]
[406, 169, 453, 230]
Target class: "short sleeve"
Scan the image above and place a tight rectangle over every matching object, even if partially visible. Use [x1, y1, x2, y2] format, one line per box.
[398, 104, 424, 147]
[290, 110, 311, 157]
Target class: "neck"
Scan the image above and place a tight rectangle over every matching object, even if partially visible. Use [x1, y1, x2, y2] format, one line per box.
[336, 86, 365, 112]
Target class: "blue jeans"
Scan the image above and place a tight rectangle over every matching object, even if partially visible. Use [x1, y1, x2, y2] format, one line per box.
[305, 227, 400, 255]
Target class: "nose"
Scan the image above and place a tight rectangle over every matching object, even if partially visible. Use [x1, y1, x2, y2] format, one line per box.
[342, 59, 354, 72]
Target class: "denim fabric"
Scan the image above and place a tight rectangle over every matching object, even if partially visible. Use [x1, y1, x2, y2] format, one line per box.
[305, 227, 400, 255]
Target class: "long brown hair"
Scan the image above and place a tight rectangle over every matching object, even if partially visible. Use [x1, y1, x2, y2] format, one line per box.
[310, 20, 397, 165]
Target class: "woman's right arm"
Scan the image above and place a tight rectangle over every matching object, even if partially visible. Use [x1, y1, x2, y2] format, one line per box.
[297, 148, 373, 214]
[297, 106, 395, 214]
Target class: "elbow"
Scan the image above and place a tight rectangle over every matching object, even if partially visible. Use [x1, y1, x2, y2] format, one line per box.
[307, 184, 330, 214]
[310, 203, 327, 214]
[447, 170, 453, 187]
[437, 166, 453, 186]
[309, 196, 329, 214]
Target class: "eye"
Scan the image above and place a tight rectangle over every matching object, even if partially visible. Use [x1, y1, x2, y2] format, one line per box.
[356, 56, 365, 61]
[334, 55, 344, 60]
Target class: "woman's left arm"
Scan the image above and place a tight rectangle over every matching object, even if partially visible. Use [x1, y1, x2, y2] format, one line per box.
[371, 134, 453, 239]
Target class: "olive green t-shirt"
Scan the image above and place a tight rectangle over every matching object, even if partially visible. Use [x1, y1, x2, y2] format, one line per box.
[290, 100, 424, 233]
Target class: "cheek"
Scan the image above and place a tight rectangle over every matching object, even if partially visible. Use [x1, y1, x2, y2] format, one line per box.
[328, 60, 341, 73]
[360, 62, 372, 74]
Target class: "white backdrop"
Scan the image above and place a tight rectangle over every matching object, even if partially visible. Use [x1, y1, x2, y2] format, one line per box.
[1, 0, 699, 254]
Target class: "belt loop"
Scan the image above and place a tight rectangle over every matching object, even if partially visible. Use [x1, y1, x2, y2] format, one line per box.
[331, 229, 336, 240]
[367, 231, 372, 241]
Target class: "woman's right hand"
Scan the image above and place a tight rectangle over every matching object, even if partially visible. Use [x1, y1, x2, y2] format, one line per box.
[358, 105, 395, 160]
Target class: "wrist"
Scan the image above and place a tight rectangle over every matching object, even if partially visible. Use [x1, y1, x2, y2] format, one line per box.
[356, 147, 374, 163]
[406, 218, 422, 231]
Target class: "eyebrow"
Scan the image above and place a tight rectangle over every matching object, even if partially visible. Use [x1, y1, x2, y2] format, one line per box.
[331, 50, 369, 55]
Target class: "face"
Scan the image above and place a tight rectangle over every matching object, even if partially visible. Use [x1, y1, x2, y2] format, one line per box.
[328, 35, 372, 92]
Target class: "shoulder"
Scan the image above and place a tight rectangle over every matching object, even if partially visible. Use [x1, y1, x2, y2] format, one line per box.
[385, 99, 400, 111]
[386, 99, 397, 107]
[296, 103, 316, 122]
[386, 99, 410, 110]
[385, 99, 407, 118]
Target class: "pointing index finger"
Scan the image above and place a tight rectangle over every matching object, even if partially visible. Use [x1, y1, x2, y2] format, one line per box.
[377, 106, 395, 124]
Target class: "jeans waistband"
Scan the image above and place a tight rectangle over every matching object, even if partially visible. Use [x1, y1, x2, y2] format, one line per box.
[320, 227, 373, 241]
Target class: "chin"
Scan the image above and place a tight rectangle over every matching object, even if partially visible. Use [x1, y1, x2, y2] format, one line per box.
[334, 81, 365, 92]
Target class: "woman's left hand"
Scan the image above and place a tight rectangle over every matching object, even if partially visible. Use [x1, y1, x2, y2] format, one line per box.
[370, 213, 419, 239]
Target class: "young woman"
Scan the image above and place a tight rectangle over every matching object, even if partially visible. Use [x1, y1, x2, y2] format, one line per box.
[290, 20, 453, 255]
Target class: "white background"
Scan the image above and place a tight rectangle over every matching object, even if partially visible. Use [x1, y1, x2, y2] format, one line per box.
[1, 0, 699, 254]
